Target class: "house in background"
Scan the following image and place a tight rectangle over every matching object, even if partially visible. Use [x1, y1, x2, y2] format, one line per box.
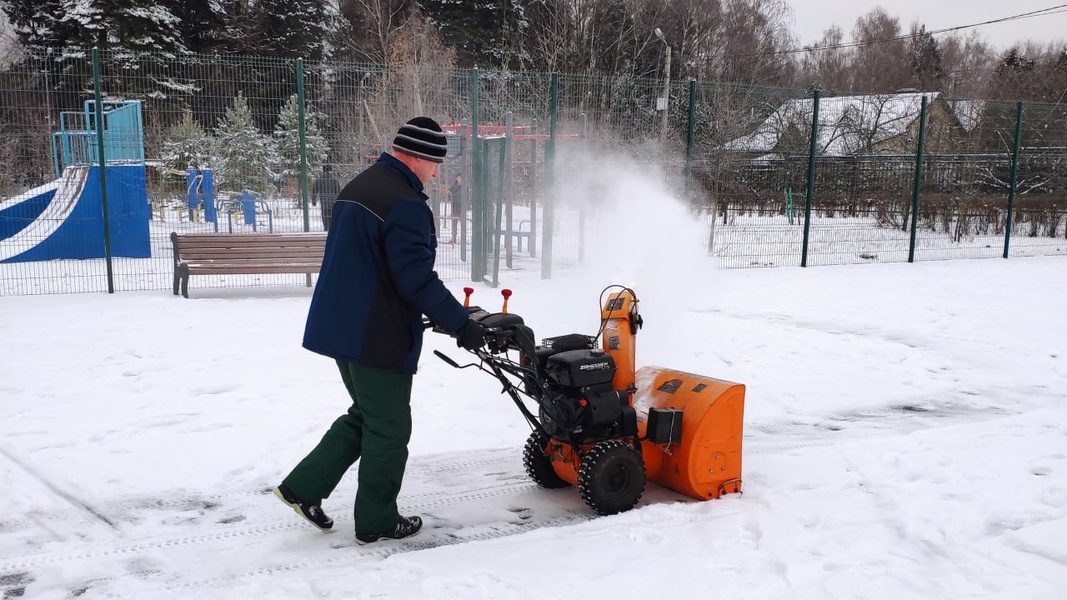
[724, 92, 981, 158]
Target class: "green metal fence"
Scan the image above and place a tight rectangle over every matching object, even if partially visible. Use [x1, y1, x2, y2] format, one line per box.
[1, 49, 1063, 296]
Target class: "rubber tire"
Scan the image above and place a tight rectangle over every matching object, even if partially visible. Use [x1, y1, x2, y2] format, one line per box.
[577, 440, 646, 515]
[522, 431, 571, 489]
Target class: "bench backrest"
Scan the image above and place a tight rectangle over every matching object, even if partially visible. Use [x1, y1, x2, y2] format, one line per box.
[171, 232, 327, 262]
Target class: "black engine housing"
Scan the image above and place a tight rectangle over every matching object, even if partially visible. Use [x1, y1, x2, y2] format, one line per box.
[537, 347, 637, 443]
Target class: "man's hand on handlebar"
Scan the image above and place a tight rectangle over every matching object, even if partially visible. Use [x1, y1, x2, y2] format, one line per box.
[454, 319, 488, 351]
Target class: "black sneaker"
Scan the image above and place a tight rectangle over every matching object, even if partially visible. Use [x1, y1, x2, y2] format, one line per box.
[273, 484, 334, 532]
[355, 515, 423, 545]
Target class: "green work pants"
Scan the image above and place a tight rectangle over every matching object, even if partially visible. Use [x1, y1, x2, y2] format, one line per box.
[282, 361, 413, 535]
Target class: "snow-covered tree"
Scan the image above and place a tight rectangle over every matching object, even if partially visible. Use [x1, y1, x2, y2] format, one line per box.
[162, 109, 213, 172]
[274, 93, 329, 180]
[213, 92, 279, 194]
[214, 0, 336, 58]
[257, 0, 337, 60]
[1, 0, 75, 48]
[161, 0, 228, 53]
[52, 1, 186, 55]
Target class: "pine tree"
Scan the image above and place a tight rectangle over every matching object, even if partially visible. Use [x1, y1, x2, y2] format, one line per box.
[909, 25, 944, 91]
[274, 94, 329, 180]
[418, 0, 525, 68]
[160, 0, 228, 53]
[162, 110, 213, 172]
[2, 0, 77, 48]
[212, 92, 280, 195]
[56, 0, 186, 55]
[255, 0, 337, 60]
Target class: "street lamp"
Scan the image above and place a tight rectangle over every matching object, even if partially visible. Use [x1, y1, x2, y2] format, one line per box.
[654, 27, 671, 148]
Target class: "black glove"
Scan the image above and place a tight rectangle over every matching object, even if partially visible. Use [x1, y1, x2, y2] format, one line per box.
[455, 319, 488, 351]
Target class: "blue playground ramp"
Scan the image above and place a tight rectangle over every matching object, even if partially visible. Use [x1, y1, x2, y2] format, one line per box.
[0, 100, 150, 263]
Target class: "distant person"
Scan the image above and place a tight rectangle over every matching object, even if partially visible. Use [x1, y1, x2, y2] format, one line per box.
[448, 174, 464, 243]
[312, 164, 341, 231]
[273, 117, 488, 545]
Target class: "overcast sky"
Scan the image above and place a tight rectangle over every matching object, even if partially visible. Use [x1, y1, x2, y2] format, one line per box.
[789, 0, 1067, 50]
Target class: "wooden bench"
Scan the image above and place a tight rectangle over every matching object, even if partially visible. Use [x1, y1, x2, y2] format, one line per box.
[171, 232, 327, 298]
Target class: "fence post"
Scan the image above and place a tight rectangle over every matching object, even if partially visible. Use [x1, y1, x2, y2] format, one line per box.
[529, 117, 538, 258]
[470, 68, 484, 282]
[504, 111, 515, 270]
[801, 89, 820, 268]
[578, 112, 587, 263]
[460, 118, 469, 263]
[296, 58, 311, 235]
[908, 95, 929, 263]
[541, 73, 558, 280]
[92, 47, 115, 294]
[1004, 101, 1024, 259]
[685, 79, 696, 208]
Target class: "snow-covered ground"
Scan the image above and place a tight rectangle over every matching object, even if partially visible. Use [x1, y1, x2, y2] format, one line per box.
[2, 165, 1066, 599]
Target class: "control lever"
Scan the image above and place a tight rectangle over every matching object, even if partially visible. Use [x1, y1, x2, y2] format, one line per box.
[501, 289, 512, 314]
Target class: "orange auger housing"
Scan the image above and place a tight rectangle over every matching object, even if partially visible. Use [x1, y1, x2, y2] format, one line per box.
[634, 367, 745, 499]
[548, 290, 745, 501]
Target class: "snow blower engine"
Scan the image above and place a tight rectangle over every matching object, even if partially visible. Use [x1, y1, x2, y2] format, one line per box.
[433, 285, 745, 516]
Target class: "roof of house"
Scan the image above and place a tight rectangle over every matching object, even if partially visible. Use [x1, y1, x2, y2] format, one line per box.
[724, 92, 980, 157]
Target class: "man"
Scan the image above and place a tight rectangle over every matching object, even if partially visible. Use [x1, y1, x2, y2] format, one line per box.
[311, 164, 341, 231]
[274, 117, 487, 545]
[447, 174, 463, 243]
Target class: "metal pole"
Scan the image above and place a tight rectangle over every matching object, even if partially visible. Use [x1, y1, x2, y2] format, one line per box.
[578, 112, 587, 263]
[655, 28, 671, 149]
[493, 138, 506, 287]
[801, 90, 820, 268]
[296, 59, 315, 288]
[460, 118, 469, 264]
[471, 68, 483, 282]
[542, 73, 558, 280]
[685, 79, 697, 208]
[908, 96, 929, 264]
[296, 58, 311, 235]
[1004, 101, 1024, 259]
[529, 117, 538, 258]
[504, 111, 514, 269]
[92, 47, 115, 294]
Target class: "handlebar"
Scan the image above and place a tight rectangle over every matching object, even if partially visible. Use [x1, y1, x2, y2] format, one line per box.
[424, 311, 519, 356]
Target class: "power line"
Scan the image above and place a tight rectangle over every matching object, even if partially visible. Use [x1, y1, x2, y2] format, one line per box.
[787, 4, 1067, 56]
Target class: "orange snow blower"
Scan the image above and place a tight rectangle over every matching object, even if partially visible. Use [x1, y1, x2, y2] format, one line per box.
[434, 285, 745, 515]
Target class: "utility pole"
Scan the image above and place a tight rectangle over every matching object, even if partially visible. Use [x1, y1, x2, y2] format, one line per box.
[655, 28, 672, 148]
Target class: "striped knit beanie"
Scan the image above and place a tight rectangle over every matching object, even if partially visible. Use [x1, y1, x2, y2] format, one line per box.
[392, 117, 448, 163]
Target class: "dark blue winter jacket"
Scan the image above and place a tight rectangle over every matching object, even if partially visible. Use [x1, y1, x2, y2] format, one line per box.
[302, 153, 469, 373]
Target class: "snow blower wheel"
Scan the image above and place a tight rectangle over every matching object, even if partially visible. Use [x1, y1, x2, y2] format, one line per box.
[577, 440, 646, 515]
[523, 431, 571, 489]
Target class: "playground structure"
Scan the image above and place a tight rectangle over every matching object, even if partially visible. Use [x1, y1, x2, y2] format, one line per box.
[440, 119, 586, 286]
[183, 169, 274, 233]
[0, 100, 151, 263]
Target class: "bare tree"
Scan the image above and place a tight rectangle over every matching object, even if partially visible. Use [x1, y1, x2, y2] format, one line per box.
[849, 8, 909, 93]
[521, 0, 573, 73]
[939, 32, 996, 99]
[0, 9, 22, 67]
[336, 0, 414, 63]
[710, 0, 795, 86]
[369, 8, 457, 127]
[798, 25, 850, 93]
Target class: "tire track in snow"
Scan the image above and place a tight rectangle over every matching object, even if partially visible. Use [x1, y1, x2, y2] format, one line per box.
[0, 389, 1030, 594]
[0, 474, 537, 576]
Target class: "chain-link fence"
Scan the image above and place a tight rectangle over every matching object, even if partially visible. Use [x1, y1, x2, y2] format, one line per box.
[1, 49, 1063, 296]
